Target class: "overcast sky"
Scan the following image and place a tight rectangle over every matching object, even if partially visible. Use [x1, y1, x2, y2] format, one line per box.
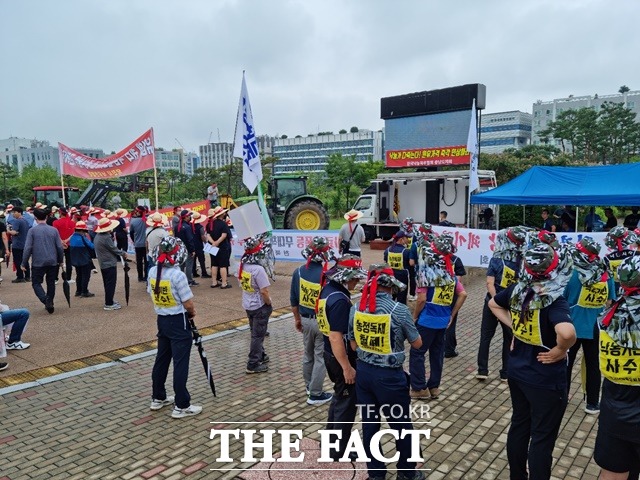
[1, 0, 638, 153]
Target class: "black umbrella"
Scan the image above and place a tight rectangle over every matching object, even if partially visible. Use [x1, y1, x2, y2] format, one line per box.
[121, 257, 131, 306]
[62, 265, 71, 307]
[188, 316, 216, 397]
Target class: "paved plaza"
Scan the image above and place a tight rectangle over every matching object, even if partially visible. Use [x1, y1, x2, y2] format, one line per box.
[0, 248, 602, 479]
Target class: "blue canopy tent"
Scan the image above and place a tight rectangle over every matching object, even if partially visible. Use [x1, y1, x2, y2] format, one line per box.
[470, 164, 640, 206]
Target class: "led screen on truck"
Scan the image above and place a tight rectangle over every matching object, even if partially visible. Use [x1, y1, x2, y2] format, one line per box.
[384, 110, 472, 168]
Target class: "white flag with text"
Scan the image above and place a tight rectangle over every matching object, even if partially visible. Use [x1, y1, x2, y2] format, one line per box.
[234, 73, 262, 193]
[467, 98, 480, 192]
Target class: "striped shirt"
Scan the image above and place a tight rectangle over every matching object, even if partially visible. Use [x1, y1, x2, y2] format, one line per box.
[147, 265, 193, 316]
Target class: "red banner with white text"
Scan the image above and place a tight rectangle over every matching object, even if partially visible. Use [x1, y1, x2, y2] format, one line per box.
[59, 129, 156, 179]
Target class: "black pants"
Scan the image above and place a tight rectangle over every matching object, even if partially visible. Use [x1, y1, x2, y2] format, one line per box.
[566, 336, 601, 405]
[75, 264, 92, 295]
[116, 233, 128, 252]
[57, 248, 72, 281]
[100, 266, 117, 306]
[31, 265, 57, 305]
[13, 248, 29, 280]
[507, 379, 567, 480]
[324, 351, 357, 460]
[193, 248, 207, 276]
[408, 265, 416, 296]
[135, 247, 148, 281]
[444, 312, 458, 356]
[477, 295, 513, 377]
[392, 272, 409, 305]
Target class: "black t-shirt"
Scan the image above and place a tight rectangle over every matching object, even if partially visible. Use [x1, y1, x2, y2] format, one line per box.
[0, 221, 5, 253]
[494, 284, 572, 390]
[209, 219, 231, 250]
[599, 379, 640, 438]
[605, 216, 618, 230]
[319, 280, 354, 356]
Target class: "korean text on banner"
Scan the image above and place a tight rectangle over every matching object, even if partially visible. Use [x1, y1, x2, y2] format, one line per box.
[467, 99, 479, 192]
[59, 129, 155, 179]
[234, 73, 262, 194]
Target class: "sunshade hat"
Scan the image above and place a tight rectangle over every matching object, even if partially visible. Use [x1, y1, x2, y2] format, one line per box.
[109, 208, 128, 218]
[605, 226, 637, 251]
[359, 263, 406, 313]
[343, 209, 363, 222]
[301, 236, 336, 265]
[210, 206, 228, 219]
[34, 202, 47, 209]
[191, 211, 208, 224]
[95, 217, 119, 233]
[50, 206, 59, 214]
[151, 236, 187, 267]
[87, 207, 100, 215]
[145, 212, 168, 227]
[75, 221, 88, 231]
[324, 254, 367, 283]
[4, 204, 13, 212]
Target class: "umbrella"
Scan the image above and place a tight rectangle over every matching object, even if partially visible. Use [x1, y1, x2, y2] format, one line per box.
[188, 316, 216, 397]
[62, 265, 71, 307]
[121, 257, 131, 306]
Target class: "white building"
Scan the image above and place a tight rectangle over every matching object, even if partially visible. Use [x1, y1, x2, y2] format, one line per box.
[531, 90, 640, 145]
[273, 129, 384, 175]
[0, 137, 104, 173]
[154, 149, 183, 173]
[199, 135, 274, 170]
[480, 111, 532, 153]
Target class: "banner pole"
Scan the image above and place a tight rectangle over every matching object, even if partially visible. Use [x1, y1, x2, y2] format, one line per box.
[151, 128, 159, 210]
[60, 174, 67, 208]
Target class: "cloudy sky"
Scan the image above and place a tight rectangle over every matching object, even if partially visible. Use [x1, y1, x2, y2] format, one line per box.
[1, 0, 637, 153]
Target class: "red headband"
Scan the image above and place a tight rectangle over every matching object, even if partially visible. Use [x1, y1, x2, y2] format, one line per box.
[431, 242, 454, 275]
[359, 267, 395, 312]
[576, 242, 599, 262]
[506, 229, 523, 245]
[337, 258, 362, 269]
[157, 244, 180, 266]
[524, 250, 559, 278]
[238, 242, 264, 278]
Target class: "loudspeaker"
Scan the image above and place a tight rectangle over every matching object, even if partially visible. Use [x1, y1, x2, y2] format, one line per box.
[381, 84, 486, 119]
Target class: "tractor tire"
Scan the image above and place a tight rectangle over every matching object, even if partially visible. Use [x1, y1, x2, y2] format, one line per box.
[285, 201, 330, 230]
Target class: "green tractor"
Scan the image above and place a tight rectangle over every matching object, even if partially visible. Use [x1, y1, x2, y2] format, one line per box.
[267, 175, 330, 230]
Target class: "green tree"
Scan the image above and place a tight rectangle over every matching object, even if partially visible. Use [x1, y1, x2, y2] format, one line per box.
[349, 126, 359, 133]
[619, 85, 630, 94]
[325, 154, 372, 214]
[597, 101, 639, 163]
[339, 129, 347, 134]
[15, 165, 61, 202]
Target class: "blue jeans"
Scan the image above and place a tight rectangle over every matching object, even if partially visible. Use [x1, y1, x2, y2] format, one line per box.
[356, 361, 417, 478]
[151, 313, 193, 409]
[1, 308, 30, 343]
[409, 325, 446, 390]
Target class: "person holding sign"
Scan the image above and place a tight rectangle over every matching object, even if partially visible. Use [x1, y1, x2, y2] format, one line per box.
[290, 236, 336, 405]
[409, 235, 467, 400]
[489, 244, 576, 480]
[147, 237, 202, 419]
[206, 207, 232, 288]
[594, 255, 640, 480]
[477, 227, 527, 381]
[348, 264, 424, 480]
[239, 236, 274, 374]
[563, 237, 615, 414]
[383, 231, 411, 304]
[317, 255, 367, 461]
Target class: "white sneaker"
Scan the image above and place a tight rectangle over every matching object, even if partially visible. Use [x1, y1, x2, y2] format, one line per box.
[6, 341, 30, 350]
[171, 405, 203, 418]
[103, 302, 122, 311]
[150, 396, 175, 410]
[67, 279, 76, 284]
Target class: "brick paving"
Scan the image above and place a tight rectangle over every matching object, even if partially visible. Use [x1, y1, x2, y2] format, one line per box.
[0, 250, 603, 479]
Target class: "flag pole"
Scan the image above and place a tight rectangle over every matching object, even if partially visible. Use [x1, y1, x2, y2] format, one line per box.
[60, 174, 67, 208]
[151, 127, 159, 211]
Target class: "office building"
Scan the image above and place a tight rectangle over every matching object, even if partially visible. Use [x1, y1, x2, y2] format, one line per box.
[531, 90, 640, 145]
[154, 149, 182, 173]
[479, 111, 532, 153]
[199, 135, 274, 170]
[273, 129, 384, 175]
[0, 137, 104, 173]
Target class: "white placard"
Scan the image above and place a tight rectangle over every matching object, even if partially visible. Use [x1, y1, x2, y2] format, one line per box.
[228, 201, 268, 240]
[203, 244, 219, 256]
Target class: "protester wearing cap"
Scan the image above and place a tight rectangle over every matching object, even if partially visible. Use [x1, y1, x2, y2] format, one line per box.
[129, 206, 149, 283]
[7, 207, 31, 283]
[409, 234, 467, 400]
[206, 206, 232, 288]
[190, 211, 209, 280]
[22, 209, 64, 314]
[147, 236, 202, 419]
[239, 236, 275, 374]
[46, 205, 58, 226]
[488, 243, 576, 480]
[69, 221, 96, 298]
[145, 212, 169, 277]
[399, 217, 417, 301]
[110, 208, 129, 253]
[339, 209, 365, 257]
[383, 231, 411, 304]
[85, 207, 99, 240]
[563, 237, 615, 415]
[409, 223, 436, 301]
[174, 210, 197, 286]
[317, 254, 367, 461]
[22, 206, 35, 228]
[94, 217, 128, 310]
[594, 255, 640, 478]
[290, 236, 336, 405]
[52, 207, 76, 284]
[347, 264, 424, 480]
[477, 226, 527, 381]
[604, 226, 638, 289]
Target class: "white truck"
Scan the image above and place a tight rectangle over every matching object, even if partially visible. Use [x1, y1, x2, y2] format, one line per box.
[352, 170, 498, 241]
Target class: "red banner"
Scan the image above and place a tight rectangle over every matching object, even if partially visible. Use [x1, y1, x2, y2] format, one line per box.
[59, 129, 156, 179]
[385, 145, 470, 168]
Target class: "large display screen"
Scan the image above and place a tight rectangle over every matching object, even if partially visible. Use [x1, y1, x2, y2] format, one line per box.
[384, 109, 472, 168]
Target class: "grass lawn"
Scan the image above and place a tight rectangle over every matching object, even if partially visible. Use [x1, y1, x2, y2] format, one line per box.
[328, 218, 343, 230]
